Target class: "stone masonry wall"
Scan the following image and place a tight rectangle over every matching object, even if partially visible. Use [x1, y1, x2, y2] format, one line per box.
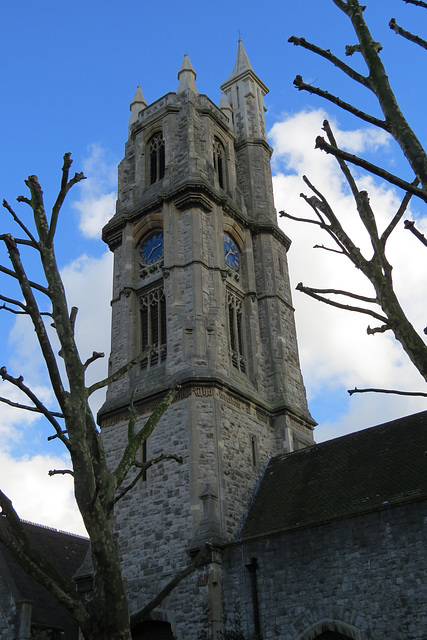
[222, 501, 426, 640]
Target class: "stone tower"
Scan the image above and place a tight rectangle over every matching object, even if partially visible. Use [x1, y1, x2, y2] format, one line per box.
[100, 42, 315, 639]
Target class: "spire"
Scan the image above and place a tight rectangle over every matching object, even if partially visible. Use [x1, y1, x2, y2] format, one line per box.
[223, 39, 253, 84]
[128, 85, 147, 133]
[220, 40, 269, 141]
[218, 91, 233, 123]
[177, 53, 198, 94]
[221, 39, 268, 96]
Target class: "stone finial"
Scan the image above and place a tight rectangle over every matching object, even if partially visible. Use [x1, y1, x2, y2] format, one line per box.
[177, 53, 198, 94]
[218, 91, 233, 122]
[128, 85, 147, 133]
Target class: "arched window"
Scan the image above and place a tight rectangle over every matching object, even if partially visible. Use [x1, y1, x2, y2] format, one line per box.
[227, 289, 246, 373]
[140, 285, 167, 371]
[149, 132, 165, 184]
[213, 137, 225, 189]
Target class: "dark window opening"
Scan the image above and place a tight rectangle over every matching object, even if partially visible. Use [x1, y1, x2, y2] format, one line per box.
[213, 138, 225, 189]
[140, 285, 167, 371]
[149, 132, 165, 184]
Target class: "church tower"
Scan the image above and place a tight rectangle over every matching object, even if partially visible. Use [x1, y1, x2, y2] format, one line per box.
[99, 42, 315, 639]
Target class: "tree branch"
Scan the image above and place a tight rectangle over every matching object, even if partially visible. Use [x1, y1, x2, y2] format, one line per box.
[389, 18, 427, 49]
[48, 469, 74, 477]
[404, 219, 427, 247]
[0, 395, 63, 418]
[296, 282, 389, 322]
[48, 153, 86, 248]
[114, 453, 183, 505]
[315, 137, 427, 201]
[83, 351, 105, 370]
[292, 75, 389, 130]
[113, 384, 180, 491]
[367, 324, 390, 335]
[131, 544, 212, 627]
[381, 181, 418, 246]
[0, 367, 68, 446]
[86, 349, 151, 396]
[348, 386, 427, 397]
[279, 210, 325, 227]
[0, 261, 50, 297]
[2, 199, 39, 247]
[288, 36, 371, 88]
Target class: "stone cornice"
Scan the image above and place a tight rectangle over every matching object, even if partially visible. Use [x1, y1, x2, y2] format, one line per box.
[98, 375, 315, 430]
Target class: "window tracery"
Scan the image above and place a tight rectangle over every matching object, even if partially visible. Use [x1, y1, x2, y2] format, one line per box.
[227, 289, 246, 373]
[213, 138, 225, 189]
[140, 284, 167, 371]
[149, 132, 165, 184]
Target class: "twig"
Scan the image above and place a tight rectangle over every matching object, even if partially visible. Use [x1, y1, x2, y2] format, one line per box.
[83, 352, 105, 370]
[315, 137, 427, 203]
[0, 395, 63, 418]
[0, 367, 68, 445]
[114, 454, 183, 505]
[292, 75, 388, 130]
[296, 282, 388, 322]
[48, 469, 74, 477]
[404, 220, 427, 247]
[288, 37, 370, 88]
[348, 387, 427, 397]
[389, 18, 427, 49]
[2, 199, 39, 247]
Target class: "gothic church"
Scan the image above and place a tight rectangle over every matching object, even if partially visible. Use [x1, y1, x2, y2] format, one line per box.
[1, 41, 424, 640]
[95, 41, 427, 640]
[98, 42, 426, 639]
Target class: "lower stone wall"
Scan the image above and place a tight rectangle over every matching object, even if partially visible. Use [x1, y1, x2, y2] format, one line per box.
[221, 501, 426, 640]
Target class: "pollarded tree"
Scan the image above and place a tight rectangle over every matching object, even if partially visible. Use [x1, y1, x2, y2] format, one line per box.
[282, 0, 427, 394]
[0, 155, 207, 640]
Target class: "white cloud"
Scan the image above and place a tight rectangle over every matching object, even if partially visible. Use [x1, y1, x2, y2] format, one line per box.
[1, 183, 113, 535]
[270, 109, 427, 440]
[73, 144, 117, 238]
[0, 450, 86, 536]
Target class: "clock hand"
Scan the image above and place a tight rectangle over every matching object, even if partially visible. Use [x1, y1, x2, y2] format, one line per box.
[147, 243, 162, 260]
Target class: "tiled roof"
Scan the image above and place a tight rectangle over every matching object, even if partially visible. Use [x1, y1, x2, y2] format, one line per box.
[241, 410, 427, 540]
[0, 521, 89, 639]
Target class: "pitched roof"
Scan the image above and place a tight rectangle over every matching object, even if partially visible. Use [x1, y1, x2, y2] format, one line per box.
[241, 411, 427, 540]
[0, 521, 89, 639]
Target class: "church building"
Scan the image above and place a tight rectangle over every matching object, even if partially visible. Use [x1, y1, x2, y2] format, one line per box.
[97, 41, 426, 640]
[0, 40, 425, 640]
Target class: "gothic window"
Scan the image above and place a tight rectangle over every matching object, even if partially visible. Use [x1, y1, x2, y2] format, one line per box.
[227, 289, 246, 373]
[140, 284, 167, 370]
[149, 132, 165, 184]
[213, 137, 225, 189]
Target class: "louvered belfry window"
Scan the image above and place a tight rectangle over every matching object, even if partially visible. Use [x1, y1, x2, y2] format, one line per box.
[213, 138, 225, 189]
[227, 289, 246, 373]
[140, 285, 167, 370]
[149, 132, 165, 184]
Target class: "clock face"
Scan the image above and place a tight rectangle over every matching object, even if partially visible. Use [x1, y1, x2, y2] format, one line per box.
[224, 234, 240, 270]
[141, 232, 164, 266]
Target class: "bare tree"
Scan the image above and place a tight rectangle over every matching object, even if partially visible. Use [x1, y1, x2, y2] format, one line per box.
[282, 0, 427, 393]
[0, 155, 206, 640]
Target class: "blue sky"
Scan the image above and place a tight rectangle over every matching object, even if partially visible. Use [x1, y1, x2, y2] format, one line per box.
[1, 0, 426, 533]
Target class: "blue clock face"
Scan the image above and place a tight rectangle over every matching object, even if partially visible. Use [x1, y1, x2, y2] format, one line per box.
[224, 234, 240, 270]
[141, 232, 164, 266]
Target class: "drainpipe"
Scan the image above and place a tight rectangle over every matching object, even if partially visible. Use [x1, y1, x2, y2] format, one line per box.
[245, 557, 261, 639]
